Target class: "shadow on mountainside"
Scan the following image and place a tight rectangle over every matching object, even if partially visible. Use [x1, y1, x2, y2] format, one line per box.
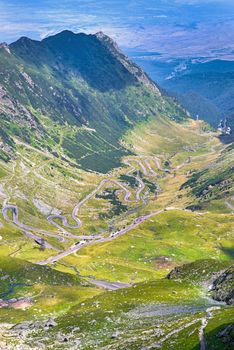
[10, 31, 138, 93]
[219, 134, 234, 144]
[220, 247, 234, 260]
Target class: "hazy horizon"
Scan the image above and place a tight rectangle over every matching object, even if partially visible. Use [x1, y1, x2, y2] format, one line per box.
[0, 0, 234, 60]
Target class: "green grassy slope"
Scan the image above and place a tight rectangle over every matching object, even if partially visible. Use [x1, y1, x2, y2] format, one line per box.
[162, 59, 234, 131]
[6, 261, 231, 350]
[182, 143, 234, 211]
[0, 123, 232, 349]
[0, 31, 188, 172]
[0, 31, 233, 350]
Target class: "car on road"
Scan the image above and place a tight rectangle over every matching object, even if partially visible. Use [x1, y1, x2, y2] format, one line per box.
[75, 240, 87, 245]
[110, 232, 118, 237]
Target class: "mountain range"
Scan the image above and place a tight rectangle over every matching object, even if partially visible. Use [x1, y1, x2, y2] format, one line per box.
[131, 56, 234, 137]
[0, 30, 188, 172]
[0, 31, 233, 350]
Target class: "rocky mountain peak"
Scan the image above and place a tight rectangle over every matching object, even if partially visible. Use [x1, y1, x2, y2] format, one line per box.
[0, 43, 11, 54]
[7, 30, 161, 94]
[95, 31, 120, 52]
[12, 36, 36, 47]
[95, 31, 161, 95]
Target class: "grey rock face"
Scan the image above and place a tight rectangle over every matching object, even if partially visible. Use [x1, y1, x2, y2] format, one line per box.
[211, 266, 234, 305]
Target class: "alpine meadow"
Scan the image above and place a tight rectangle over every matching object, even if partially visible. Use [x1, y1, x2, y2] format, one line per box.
[0, 1, 233, 349]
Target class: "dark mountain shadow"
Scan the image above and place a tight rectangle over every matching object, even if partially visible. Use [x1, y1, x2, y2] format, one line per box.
[220, 247, 234, 260]
[10, 30, 138, 92]
[219, 134, 234, 144]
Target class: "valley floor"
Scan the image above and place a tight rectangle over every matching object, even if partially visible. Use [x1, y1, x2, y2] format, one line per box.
[0, 120, 233, 349]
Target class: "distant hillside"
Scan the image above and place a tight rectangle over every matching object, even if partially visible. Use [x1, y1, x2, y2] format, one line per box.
[164, 60, 234, 128]
[182, 143, 234, 210]
[0, 31, 187, 172]
[131, 56, 234, 134]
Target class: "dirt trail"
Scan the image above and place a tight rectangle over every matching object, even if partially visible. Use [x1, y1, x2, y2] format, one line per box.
[199, 317, 208, 350]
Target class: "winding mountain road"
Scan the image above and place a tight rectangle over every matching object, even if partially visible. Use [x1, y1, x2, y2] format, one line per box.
[144, 159, 158, 177]
[23, 231, 60, 251]
[2, 155, 196, 265]
[47, 159, 149, 234]
[37, 207, 197, 265]
[2, 205, 66, 242]
[1, 158, 150, 249]
[37, 209, 165, 265]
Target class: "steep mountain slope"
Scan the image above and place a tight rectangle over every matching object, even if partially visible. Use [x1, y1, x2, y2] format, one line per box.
[172, 92, 223, 126]
[131, 56, 234, 133]
[0, 31, 233, 350]
[163, 60, 234, 130]
[1, 260, 233, 350]
[182, 143, 234, 211]
[0, 30, 187, 172]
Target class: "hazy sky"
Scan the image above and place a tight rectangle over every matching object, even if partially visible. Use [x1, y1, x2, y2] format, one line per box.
[0, 0, 233, 59]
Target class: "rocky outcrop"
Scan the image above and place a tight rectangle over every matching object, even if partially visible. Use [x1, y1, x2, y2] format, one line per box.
[211, 266, 234, 305]
[95, 31, 161, 95]
[0, 84, 39, 129]
[217, 323, 234, 349]
[13, 318, 57, 331]
[167, 261, 234, 305]
[0, 43, 11, 54]
[0, 297, 32, 310]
